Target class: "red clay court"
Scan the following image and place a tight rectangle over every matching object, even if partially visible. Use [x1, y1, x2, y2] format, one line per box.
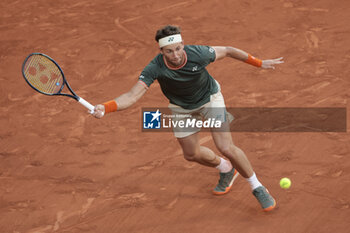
[0, 0, 349, 232]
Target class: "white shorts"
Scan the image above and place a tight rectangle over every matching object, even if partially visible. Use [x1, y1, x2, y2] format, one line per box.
[168, 86, 233, 138]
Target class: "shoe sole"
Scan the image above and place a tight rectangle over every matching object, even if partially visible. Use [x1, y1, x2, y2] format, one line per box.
[263, 199, 277, 212]
[213, 170, 239, 195]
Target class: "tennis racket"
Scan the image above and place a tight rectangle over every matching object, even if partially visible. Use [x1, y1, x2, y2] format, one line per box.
[22, 53, 95, 113]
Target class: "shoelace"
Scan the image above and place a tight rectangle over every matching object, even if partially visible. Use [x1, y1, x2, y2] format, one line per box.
[218, 173, 230, 187]
[256, 189, 270, 202]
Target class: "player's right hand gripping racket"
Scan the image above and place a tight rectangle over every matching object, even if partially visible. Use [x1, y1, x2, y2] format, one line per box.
[22, 53, 94, 113]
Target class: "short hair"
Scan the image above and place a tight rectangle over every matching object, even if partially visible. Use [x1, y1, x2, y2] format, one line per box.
[155, 25, 181, 42]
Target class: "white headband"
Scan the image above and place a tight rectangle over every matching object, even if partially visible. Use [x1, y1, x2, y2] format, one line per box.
[158, 34, 182, 48]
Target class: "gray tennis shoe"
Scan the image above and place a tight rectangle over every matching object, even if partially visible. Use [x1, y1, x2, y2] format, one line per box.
[252, 186, 276, 211]
[213, 168, 239, 195]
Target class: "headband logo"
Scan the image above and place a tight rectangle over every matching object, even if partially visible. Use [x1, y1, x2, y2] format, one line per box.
[159, 34, 182, 48]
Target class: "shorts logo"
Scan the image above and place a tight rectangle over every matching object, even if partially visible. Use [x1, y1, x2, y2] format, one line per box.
[143, 109, 161, 129]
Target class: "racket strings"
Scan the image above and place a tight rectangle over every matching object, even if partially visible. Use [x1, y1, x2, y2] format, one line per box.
[23, 55, 63, 94]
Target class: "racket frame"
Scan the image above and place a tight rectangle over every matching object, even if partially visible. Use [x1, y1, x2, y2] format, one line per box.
[22, 53, 79, 100]
[22, 53, 95, 113]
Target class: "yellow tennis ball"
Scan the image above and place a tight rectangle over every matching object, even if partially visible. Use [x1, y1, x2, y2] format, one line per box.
[280, 177, 291, 189]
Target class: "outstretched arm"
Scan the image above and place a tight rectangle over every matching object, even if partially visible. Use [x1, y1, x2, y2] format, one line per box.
[92, 81, 147, 119]
[212, 46, 284, 69]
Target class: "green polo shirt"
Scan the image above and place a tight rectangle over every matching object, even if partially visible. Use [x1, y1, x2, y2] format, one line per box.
[138, 45, 218, 109]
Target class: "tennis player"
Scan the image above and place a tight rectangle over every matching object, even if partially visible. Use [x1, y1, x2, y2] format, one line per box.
[92, 25, 283, 212]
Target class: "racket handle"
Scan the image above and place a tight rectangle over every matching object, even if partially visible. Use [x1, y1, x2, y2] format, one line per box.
[78, 97, 95, 114]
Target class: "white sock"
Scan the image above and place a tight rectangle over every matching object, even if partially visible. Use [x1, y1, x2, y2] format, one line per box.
[246, 173, 263, 190]
[216, 157, 233, 173]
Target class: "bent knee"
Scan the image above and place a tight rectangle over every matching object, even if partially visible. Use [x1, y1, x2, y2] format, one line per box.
[218, 146, 232, 157]
[217, 143, 238, 157]
[183, 152, 197, 161]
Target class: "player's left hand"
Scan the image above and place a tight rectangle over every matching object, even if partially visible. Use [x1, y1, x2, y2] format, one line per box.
[261, 57, 284, 69]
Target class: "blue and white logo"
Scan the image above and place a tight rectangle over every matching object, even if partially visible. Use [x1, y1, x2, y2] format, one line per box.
[143, 109, 161, 129]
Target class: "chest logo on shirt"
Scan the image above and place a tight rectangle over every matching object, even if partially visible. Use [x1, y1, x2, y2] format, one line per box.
[192, 66, 198, 72]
